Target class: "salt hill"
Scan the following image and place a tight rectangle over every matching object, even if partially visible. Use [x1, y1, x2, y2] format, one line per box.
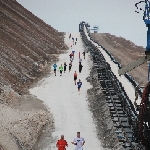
[0, 0, 67, 149]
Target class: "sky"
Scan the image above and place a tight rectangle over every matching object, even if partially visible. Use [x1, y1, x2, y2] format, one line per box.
[16, 0, 147, 47]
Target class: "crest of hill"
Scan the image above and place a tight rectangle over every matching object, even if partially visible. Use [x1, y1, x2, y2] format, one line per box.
[0, 0, 68, 94]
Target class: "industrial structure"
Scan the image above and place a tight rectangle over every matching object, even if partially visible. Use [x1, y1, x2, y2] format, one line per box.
[78, 1, 150, 149]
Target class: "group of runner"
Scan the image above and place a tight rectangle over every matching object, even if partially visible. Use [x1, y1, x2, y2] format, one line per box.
[54, 34, 86, 150]
[70, 33, 77, 45]
[52, 33, 85, 94]
[56, 132, 85, 150]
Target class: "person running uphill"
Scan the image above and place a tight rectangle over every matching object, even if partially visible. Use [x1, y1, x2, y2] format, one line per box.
[79, 62, 83, 73]
[82, 51, 85, 59]
[69, 33, 71, 39]
[69, 53, 73, 60]
[59, 64, 63, 76]
[77, 79, 82, 94]
[74, 71, 77, 85]
[56, 135, 68, 150]
[72, 50, 75, 58]
[64, 62, 67, 73]
[71, 132, 85, 150]
[69, 62, 72, 72]
[53, 63, 57, 76]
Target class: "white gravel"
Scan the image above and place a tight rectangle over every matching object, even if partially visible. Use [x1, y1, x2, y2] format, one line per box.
[29, 32, 105, 150]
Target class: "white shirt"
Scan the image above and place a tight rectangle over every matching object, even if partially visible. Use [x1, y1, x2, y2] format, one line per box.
[73, 137, 85, 150]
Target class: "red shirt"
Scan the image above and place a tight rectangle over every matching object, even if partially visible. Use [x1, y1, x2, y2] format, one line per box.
[56, 139, 68, 150]
[74, 73, 77, 77]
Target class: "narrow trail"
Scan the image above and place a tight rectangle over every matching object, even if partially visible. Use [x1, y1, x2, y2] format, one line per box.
[30, 32, 104, 150]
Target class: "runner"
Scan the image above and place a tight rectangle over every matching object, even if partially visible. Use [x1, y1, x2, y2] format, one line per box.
[72, 50, 75, 58]
[79, 62, 83, 73]
[59, 64, 63, 76]
[69, 53, 73, 59]
[64, 62, 67, 73]
[69, 33, 71, 39]
[72, 37, 74, 45]
[53, 63, 57, 76]
[56, 135, 68, 150]
[69, 62, 72, 72]
[74, 71, 77, 85]
[82, 51, 85, 59]
[70, 57, 73, 64]
[71, 132, 85, 150]
[77, 79, 82, 94]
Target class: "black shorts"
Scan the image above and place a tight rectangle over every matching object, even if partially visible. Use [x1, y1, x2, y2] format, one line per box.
[60, 70, 62, 73]
[74, 76, 77, 80]
[54, 69, 56, 71]
[69, 67, 71, 70]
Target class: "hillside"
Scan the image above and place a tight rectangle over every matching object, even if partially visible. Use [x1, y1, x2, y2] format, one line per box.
[0, 0, 67, 94]
[91, 33, 147, 86]
[0, 0, 67, 149]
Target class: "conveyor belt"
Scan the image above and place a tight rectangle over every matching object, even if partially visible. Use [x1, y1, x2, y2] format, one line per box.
[80, 29, 145, 149]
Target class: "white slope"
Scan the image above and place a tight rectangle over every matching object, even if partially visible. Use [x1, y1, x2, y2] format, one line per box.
[30, 32, 105, 150]
[84, 27, 141, 105]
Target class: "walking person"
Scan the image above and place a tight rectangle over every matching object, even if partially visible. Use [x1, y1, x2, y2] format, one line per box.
[69, 62, 72, 72]
[77, 79, 82, 94]
[82, 51, 85, 59]
[59, 64, 63, 76]
[71, 132, 85, 150]
[56, 135, 68, 150]
[74, 71, 77, 85]
[64, 62, 67, 73]
[79, 62, 83, 73]
[53, 63, 57, 76]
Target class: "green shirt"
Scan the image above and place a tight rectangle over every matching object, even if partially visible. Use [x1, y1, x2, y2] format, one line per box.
[59, 66, 63, 71]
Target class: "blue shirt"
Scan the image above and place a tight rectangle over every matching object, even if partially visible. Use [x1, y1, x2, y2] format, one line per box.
[53, 64, 57, 69]
[77, 82, 82, 87]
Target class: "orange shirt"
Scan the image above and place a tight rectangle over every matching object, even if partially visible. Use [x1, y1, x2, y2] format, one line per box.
[56, 139, 68, 150]
[74, 73, 77, 77]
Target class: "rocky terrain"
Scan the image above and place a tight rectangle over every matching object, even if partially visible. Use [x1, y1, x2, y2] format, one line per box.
[91, 33, 147, 86]
[0, 0, 67, 149]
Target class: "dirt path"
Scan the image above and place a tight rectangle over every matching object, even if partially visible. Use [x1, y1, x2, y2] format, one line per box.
[30, 32, 106, 150]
